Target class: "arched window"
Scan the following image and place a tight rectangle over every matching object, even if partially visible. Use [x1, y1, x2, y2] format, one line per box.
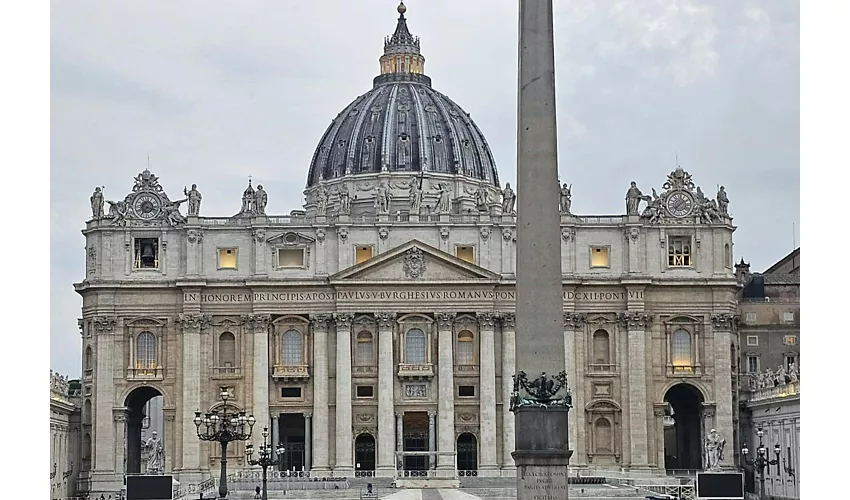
[724, 244, 731, 268]
[82, 433, 92, 460]
[136, 332, 156, 370]
[456, 330, 474, 365]
[594, 418, 613, 454]
[592, 330, 610, 366]
[84, 399, 92, 422]
[219, 332, 236, 367]
[405, 329, 426, 364]
[671, 329, 693, 373]
[355, 331, 374, 366]
[282, 330, 303, 366]
[85, 346, 92, 370]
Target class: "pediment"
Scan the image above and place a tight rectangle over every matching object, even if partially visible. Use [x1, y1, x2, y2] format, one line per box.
[267, 231, 316, 246]
[330, 239, 501, 283]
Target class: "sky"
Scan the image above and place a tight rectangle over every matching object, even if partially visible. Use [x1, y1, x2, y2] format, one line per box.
[50, 0, 800, 377]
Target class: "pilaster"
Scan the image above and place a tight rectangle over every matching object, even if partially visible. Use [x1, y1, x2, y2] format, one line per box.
[477, 311, 499, 474]
[310, 314, 332, 471]
[252, 229, 267, 276]
[711, 313, 738, 469]
[314, 228, 327, 276]
[428, 411, 437, 470]
[435, 312, 456, 470]
[500, 313, 517, 470]
[564, 312, 586, 465]
[91, 315, 119, 494]
[334, 312, 354, 474]
[177, 313, 210, 481]
[304, 412, 313, 471]
[243, 313, 271, 454]
[395, 412, 404, 469]
[619, 310, 652, 468]
[375, 312, 397, 475]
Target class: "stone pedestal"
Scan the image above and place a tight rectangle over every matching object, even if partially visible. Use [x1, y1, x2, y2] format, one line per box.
[513, 408, 572, 500]
[410, 214, 420, 223]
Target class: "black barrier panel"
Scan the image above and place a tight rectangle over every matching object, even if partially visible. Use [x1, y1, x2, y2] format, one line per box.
[127, 475, 173, 500]
[696, 472, 744, 500]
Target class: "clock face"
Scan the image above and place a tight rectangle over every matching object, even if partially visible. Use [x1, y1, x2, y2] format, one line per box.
[666, 192, 693, 218]
[133, 194, 161, 219]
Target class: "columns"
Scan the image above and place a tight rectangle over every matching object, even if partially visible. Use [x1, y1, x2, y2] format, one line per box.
[564, 312, 586, 465]
[435, 312, 456, 470]
[620, 311, 651, 467]
[245, 314, 271, 454]
[477, 312, 498, 474]
[652, 404, 667, 468]
[428, 411, 437, 470]
[178, 314, 209, 481]
[163, 410, 176, 474]
[711, 313, 737, 468]
[334, 313, 355, 474]
[375, 312, 397, 475]
[253, 229, 267, 276]
[396, 412, 404, 469]
[501, 228, 515, 275]
[304, 413, 313, 471]
[271, 416, 280, 471]
[500, 313, 517, 470]
[626, 226, 641, 274]
[92, 316, 117, 489]
[113, 409, 128, 474]
[310, 314, 332, 471]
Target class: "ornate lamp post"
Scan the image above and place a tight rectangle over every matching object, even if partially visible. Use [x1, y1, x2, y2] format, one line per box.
[246, 427, 285, 500]
[741, 427, 780, 497]
[194, 387, 256, 499]
[63, 462, 74, 480]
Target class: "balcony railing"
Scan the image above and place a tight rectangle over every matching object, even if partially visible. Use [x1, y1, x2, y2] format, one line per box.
[397, 363, 435, 380]
[212, 366, 242, 378]
[743, 381, 799, 402]
[454, 364, 479, 376]
[588, 363, 617, 373]
[272, 364, 310, 380]
[128, 366, 164, 380]
[353, 365, 378, 375]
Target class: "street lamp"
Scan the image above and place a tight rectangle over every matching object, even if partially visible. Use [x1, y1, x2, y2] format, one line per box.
[245, 427, 285, 500]
[64, 462, 74, 480]
[741, 427, 781, 497]
[194, 387, 256, 499]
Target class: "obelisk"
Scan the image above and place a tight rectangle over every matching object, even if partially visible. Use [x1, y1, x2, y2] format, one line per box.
[512, 1, 571, 499]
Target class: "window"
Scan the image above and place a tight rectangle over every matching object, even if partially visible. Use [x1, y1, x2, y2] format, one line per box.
[746, 335, 759, 346]
[217, 248, 237, 269]
[670, 329, 693, 373]
[456, 246, 474, 263]
[783, 312, 795, 324]
[355, 246, 373, 264]
[405, 329, 427, 364]
[594, 418, 613, 454]
[219, 332, 236, 367]
[590, 247, 609, 268]
[668, 237, 692, 267]
[84, 346, 92, 371]
[783, 335, 797, 346]
[456, 330, 474, 365]
[278, 249, 305, 268]
[355, 331, 374, 366]
[136, 332, 157, 372]
[745, 312, 757, 323]
[458, 385, 476, 397]
[747, 355, 759, 374]
[356, 385, 374, 398]
[281, 330, 303, 366]
[592, 330, 611, 366]
[281, 387, 302, 398]
[133, 238, 159, 269]
[785, 355, 797, 371]
[724, 243, 731, 268]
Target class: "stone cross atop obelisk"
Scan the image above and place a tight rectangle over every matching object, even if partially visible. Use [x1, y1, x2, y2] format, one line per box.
[512, 0, 572, 499]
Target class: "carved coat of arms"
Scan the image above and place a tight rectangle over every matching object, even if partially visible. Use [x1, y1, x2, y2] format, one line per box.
[403, 247, 426, 279]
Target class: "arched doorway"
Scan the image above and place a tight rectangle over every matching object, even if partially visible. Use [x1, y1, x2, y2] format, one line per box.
[354, 434, 376, 472]
[124, 386, 164, 475]
[456, 433, 478, 472]
[663, 384, 704, 470]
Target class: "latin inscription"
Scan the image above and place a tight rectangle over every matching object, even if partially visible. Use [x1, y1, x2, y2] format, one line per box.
[183, 289, 643, 304]
[519, 468, 570, 500]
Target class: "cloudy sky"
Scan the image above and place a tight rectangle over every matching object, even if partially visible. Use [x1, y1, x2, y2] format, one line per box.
[50, 0, 799, 376]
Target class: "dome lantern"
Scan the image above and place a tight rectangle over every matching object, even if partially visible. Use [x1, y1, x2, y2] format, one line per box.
[380, 2, 426, 77]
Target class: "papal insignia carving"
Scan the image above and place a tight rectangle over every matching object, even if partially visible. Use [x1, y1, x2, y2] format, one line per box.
[403, 247, 426, 279]
[510, 370, 572, 412]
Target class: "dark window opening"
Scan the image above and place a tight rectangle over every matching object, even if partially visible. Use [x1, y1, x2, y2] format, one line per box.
[281, 387, 302, 398]
[458, 385, 475, 397]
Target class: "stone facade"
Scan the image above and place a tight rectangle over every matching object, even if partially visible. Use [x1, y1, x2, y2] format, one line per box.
[50, 371, 82, 499]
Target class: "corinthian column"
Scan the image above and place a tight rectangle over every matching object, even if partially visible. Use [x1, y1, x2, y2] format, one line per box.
[500, 313, 516, 471]
[244, 314, 271, 455]
[477, 312, 498, 475]
[619, 311, 652, 467]
[375, 312, 397, 476]
[177, 313, 209, 483]
[91, 316, 117, 491]
[334, 313, 354, 475]
[310, 314, 332, 471]
[435, 312, 456, 470]
[564, 312, 586, 465]
[711, 313, 738, 469]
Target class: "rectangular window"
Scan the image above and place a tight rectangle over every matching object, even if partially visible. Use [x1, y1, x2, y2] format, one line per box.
[281, 387, 302, 398]
[456, 246, 474, 263]
[746, 335, 759, 346]
[785, 355, 796, 370]
[745, 312, 757, 323]
[783, 312, 795, 324]
[355, 246, 373, 264]
[783, 335, 797, 346]
[356, 385, 374, 398]
[458, 385, 475, 398]
[747, 355, 759, 374]
[278, 249, 305, 268]
[667, 237, 692, 267]
[217, 248, 237, 269]
[590, 247, 609, 268]
[133, 238, 159, 269]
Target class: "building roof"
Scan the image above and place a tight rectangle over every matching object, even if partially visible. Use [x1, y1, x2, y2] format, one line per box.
[765, 247, 800, 274]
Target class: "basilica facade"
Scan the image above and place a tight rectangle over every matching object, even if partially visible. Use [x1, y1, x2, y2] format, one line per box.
[75, 4, 741, 495]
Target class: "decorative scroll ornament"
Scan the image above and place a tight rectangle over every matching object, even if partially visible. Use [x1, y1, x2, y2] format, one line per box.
[564, 312, 588, 329]
[334, 312, 355, 329]
[187, 230, 203, 244]
[476, 311, 496, 328]
[378, 227, 389, 241]
[310, 313, 333, 329]
[502, 228, 514, 241]
[374, 311, 397, 328]
[510, 371, 572, 411]
[179, 313, 211, 330]
[315, 228, 326, 243]
[93, 316, 117, 334]
[240, 313, 269, 331]
[479, 226, 491, 240]
[338, 227, 349, 241]
[253, 229, 267, 243]
[435, 312, 456, 329]
[711, 313, 739, 331]
[561, 227, 576, 242]
[440, 226, 450, 240]
[403, 247, 426, 279]
[618, 311, 653, 329]
[499, 312, 516, 329]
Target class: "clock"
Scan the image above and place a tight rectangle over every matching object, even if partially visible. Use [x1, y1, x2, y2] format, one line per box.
[133, 193, 162, 220]
[666, 191, 693, 218]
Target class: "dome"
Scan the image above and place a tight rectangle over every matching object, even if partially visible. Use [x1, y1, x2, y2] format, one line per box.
[306, 4, 499, 189]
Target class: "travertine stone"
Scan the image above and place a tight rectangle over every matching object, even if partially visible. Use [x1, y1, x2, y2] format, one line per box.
[376, 312, 397, 474]
[334, 313, 354, 474]
[94, 331, 115, 473]
[250, 315, 271, 454]
[478, 312, 498, 473]
[436, 312, 455, 469]
[501, 313, 517, 470]
[310, 314, 331, 470]
[180, 320, 201, 474]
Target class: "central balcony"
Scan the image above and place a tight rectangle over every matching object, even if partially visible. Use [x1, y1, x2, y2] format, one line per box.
[272, 364, 310, 381]
[397, 363, 435, 380]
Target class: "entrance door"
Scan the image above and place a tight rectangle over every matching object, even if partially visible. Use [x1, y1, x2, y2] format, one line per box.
[278, 413, 306, 471]
[402, 412, 429, 471]
[355, 434, 376, 472]
[457, 433, 478, 473]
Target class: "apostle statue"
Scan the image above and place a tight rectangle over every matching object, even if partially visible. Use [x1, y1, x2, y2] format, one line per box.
[144, 431, 165, 475]
[184, 184, 202, 216]
[408, 179, 423, 212]
[501, 182, 516, 213]
[337, 183, 351, 215]
[703, 429, 725, 471]
[788, 362, 799, 383]
[255, 185, 268, 214]
[716, 186, 730, 215]
[90, 187, 104, 219]
[376, 182, 392, 213]
[434, 183, 452, 215]
[559, 183, 572, 214]
[625, 181, 644, 215]
[315, 184, 329, 216]
[474, 185, 490, 211]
